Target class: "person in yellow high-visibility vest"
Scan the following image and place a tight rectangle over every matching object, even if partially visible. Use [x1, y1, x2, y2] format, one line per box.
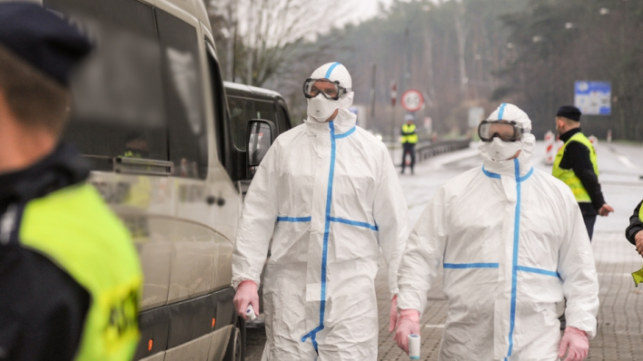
[626, 200, 643, 257]
[0, 4, 142, 361]
[400, 114, 418, 175]
[553, 105, 613, 241]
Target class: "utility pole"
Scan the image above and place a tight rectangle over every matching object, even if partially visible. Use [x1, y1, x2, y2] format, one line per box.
[425, 28, 436, 104]
[390, 81, 397, 150]
[402, 27, 410, 100]
[454, 2, 469, 95]
[370, 63, 377, 119]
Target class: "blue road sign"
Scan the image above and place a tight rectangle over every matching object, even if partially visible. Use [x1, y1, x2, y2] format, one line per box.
[574, 81, 611, 116]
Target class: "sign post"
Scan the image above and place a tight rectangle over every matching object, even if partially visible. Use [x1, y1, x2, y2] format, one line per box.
[390, 82, 397, 148]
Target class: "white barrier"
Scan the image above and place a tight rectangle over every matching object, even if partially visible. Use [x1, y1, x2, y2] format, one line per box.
[544, 131, 556, 165]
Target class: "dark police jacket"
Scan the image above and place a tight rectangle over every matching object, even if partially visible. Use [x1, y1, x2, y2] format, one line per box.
[0, 144, 142, 361]
[558, 128, 606, 216]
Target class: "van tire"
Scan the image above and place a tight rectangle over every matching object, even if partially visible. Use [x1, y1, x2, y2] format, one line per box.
[223, 318, 245, 361]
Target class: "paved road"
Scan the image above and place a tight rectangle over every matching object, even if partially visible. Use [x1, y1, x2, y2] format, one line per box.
[245, 141, 643, 360]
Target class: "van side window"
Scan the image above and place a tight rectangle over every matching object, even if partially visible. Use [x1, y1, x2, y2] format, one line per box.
[254, 101, 277, 123]
[227, 97, 255, 151]
[55, 0, 168, 165]
[205, 45, 226, 170]
[276, 105, 291, 134]
[156, 10, 208, 179]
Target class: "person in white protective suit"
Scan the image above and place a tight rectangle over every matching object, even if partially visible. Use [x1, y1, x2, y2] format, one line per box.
[393, 103, 599, 361]
[231, 62, 409, 360]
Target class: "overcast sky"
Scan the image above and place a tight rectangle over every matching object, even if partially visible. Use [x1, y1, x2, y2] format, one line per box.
[342, 0, 394, 25]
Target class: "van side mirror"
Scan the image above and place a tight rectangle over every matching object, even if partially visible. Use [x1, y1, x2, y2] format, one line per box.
[247, 119, 276, 176]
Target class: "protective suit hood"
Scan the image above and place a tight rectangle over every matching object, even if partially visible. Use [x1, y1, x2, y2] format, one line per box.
[306, 62, 354, 123]
[478, 103, 535, 177]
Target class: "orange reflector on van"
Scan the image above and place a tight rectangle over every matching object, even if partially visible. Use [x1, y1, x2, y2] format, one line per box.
[148, 339, 153, 351]
[212, 318, 216, 328]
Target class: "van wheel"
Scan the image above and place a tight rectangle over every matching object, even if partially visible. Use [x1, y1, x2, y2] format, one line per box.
[223, 318, 245, 361]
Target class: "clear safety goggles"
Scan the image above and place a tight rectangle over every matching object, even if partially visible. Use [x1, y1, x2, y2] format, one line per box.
[478, 120, 525, 142]
[302, 78, 350, 100]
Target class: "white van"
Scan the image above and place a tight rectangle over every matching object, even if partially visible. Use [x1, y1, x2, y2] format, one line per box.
[18, 0, 285, 360]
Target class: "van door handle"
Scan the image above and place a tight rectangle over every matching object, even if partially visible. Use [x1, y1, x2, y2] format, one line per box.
[206, 196, 225, 207]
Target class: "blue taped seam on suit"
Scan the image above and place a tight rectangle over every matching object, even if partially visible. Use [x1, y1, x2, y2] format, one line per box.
[300, 121, 373, 349]
[498, 103, 507, 120]
[277, 216, 312, 223]
[443, 263, 499, 269]
[325, 62, 341, 79]
[301, 121, 337, 350]
[329, 217, 378, 231]
[335, 126, 356, 139]
[482, 167, 501, 179]
[518, 167, 534, 182]
[516, 266, 559, 278]
[483, 167, 533, 182]
[507, 158, 521, 357]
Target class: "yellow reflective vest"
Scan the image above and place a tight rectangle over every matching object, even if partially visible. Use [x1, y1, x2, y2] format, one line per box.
[19, 183, 142, 361]
[401, 124, 418, 144]
[552, 132, 599, 203]
[639, 204, 643, 222]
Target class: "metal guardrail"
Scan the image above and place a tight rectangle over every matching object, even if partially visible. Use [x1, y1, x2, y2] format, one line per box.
[415, 138, 472, 163]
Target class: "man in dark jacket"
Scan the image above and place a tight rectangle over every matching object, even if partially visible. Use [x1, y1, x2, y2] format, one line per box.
[626, 200, 643, 257]
[553, 105, 613, 240]
[400, 114, 418, 175]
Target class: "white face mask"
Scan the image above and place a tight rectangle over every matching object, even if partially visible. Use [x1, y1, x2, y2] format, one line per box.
[307, 95, 339, 123]
[479, 137, 523, 162]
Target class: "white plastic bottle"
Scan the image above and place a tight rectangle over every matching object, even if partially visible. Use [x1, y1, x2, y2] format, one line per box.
[246, 304, 257, 321]
[408, 334, 420, 360]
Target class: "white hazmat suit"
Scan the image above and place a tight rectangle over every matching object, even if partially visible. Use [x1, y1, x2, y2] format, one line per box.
[397, 103, 599, 360]
[232, 63, 409, 360]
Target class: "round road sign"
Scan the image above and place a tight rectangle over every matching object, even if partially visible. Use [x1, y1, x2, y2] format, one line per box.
[401, 89, 424, 112]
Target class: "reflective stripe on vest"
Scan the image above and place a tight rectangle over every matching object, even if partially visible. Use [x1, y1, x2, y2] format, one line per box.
[402, 124, 418, 144]
[639, 204, 643, 223]
[552, 132, 599, 203]
[19, 183, 142, 361]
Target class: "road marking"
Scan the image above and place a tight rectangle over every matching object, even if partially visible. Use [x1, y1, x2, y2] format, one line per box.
[607, 146, 639, 170]
[615, 154, 637, 170]
[424, 324, 445, 328]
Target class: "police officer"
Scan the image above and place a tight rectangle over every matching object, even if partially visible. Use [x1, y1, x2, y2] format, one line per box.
[0, 3, 142, 361]
[400, 114, 418, 175]
[626, 200, 643, 257]
[553, 105, 613, 240]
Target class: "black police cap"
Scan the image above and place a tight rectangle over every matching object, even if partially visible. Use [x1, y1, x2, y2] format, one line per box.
[556, 105, 582, 122]
[0, 2, 92, 87]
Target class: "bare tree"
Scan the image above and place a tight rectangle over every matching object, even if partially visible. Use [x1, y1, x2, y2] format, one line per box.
[206, 0, 351, 87]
